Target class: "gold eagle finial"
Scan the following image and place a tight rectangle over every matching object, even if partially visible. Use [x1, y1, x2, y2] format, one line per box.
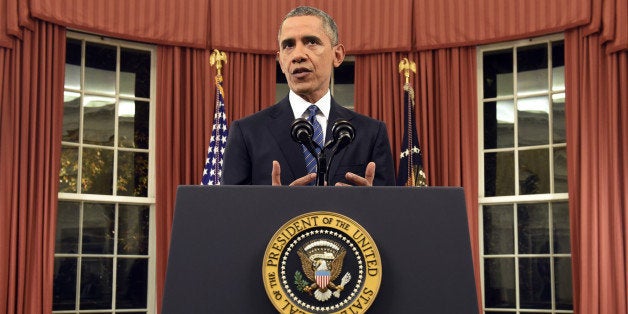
[398, 58, 416, 85]
[210, 49, 227, 76]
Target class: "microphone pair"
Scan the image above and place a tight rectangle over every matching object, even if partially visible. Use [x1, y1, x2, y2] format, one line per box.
[290, 118, 356, 186]
[291, 119, 355, 153]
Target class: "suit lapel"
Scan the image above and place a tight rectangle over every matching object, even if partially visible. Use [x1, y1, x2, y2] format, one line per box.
[267, 97, 308, 180]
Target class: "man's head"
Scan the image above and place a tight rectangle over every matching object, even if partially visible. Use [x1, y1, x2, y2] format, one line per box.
[277, 6, 345, 103]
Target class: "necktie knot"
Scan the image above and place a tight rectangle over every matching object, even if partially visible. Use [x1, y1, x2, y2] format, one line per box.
[307, 105, 319, 124]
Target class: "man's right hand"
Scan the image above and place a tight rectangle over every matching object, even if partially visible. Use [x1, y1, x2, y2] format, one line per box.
[271, 160, 317, 186]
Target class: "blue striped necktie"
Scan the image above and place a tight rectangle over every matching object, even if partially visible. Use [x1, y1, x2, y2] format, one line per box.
[303, 105, 324, 174]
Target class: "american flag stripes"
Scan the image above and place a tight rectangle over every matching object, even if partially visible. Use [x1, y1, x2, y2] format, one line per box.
[201, 75, 228, 185]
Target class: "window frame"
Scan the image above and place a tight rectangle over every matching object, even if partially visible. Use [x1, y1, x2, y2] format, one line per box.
[55, 31, 157, 313]
[476, 33, 572, 313]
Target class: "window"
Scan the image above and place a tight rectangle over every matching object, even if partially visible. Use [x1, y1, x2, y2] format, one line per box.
[276, 56, 355, 110]
[55, 32, 156, 313]
[478, 35, 572, 313]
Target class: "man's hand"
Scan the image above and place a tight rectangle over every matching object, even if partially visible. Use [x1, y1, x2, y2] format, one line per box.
[271, 160, 317, 186]
[335, 162, 376, 186]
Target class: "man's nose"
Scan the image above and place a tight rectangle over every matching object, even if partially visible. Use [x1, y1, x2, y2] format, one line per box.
[291, 43, 308, 63]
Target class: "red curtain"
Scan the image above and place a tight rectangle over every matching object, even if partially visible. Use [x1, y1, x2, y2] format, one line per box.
[0, 21, 65, 314]
[355, 47, 480, 311]
[412, 0, 590, 50]
[30, 0, 210, 48]
[26, 0, 590, 54]
[155, 46, 212, 314]
[155, 48, 276, 312]
[565, 29, 628, 314]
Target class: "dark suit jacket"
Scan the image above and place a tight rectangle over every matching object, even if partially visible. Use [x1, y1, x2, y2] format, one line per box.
[221, 96, 395, 186]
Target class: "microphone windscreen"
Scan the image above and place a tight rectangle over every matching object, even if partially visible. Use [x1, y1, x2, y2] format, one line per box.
[291, 118, 314, 144]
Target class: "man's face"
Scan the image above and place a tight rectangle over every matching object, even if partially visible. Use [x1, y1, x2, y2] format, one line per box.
[278, 15, 345, 103]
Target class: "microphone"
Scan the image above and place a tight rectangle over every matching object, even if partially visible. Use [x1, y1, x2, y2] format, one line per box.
[291, 118, 314, 144]
[331, 120, 355, 151]
[291, 118, 325, 186]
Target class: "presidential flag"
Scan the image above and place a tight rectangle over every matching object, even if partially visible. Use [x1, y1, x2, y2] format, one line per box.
[397, 83, 427, 186]
[201, 74, 228, 185]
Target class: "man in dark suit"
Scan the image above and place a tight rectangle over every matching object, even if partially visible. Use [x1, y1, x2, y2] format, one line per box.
[221, 6, 395, 186]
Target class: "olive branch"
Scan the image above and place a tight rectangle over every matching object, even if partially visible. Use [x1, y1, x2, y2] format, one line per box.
[294, 271, 309, 291]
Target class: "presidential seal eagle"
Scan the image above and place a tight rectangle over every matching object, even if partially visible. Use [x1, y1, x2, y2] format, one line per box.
[296, 240, 352, 301]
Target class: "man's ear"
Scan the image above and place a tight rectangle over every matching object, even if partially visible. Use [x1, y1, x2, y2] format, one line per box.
[333, 44, 346, 67]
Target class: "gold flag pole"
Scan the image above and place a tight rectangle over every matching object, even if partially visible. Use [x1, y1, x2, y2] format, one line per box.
[210, 49, 227, 77]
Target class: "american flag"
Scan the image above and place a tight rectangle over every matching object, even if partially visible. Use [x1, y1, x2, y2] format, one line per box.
[201, 75, 228, 185]
[396, 83, 427, 186]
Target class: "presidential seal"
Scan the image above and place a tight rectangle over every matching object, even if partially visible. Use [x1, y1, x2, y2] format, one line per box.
[262, 212, 382, 314]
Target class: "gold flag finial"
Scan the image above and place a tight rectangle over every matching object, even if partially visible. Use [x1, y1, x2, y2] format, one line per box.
[398, 58, 416, 85]
[210, 49, 227, 76]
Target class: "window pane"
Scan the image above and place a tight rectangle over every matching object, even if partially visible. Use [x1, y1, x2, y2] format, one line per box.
[518, 203, 549, 254]
[519, 257, 551, 309]
[484, 100, 514, 149]
[120, 48, 151, 98]
[483, 49, 513, 98]
[519, 149, 550, 195]
[552, 41, 565, 92]
[117, 151, 149, 197]
[517, 44, 548, 96]
[552, 93, 566, 143]
[484, 258, 516, 308]
[483, 205, 514, 254]
[85, 43, 116, 95]
[554, 147, 568, 193]
[80, 257, 113, 310]
[333, 61, 355, 109]
[116, 258, 148, 308]
[553, 202, 571, 253]
[484, 152, 515, 196]
[118, 205, 150, 255]
[82, 147, 114, 195]
[119, 100, 150, 149]
[63, 92, 81, 143]
[82, 203, 115, 254]
[83, 96, 116, 146]
[56, 201, 80, 253]
[59, 146, 79, 193]
[517, 96, 549, 146]
[53, 257, 77, 310]
[65, 38, 81, 90]
[555, 257, 573, 310]
[276, 62, 289, 102]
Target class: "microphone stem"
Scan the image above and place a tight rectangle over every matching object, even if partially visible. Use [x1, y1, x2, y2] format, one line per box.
[316, 151, 327, 186]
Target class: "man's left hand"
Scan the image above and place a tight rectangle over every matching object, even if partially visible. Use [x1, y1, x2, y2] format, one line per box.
[335, 162, 376, 186]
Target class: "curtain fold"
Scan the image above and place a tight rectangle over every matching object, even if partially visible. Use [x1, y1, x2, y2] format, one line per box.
[25, 0, 598, 53]
[413, 0, 590, 50]
[155, 48, 276, 312]
[0, 21, 65, 314]
[30, 0, 210, 48]
[565, 28, 628, 314]
[155, 46, 211, 314]
[354, 47, 480, 312]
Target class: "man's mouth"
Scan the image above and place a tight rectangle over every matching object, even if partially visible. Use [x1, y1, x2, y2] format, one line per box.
[291, 68, 311, 79]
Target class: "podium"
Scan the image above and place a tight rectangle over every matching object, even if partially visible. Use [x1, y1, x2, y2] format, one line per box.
[162, 186, 478, 313]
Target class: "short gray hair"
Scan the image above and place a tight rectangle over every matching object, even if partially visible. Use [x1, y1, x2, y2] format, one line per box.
[278, 6, 339, 46]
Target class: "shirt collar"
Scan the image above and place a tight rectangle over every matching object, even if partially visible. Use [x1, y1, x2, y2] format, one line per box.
[289, 90, 331, 119]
